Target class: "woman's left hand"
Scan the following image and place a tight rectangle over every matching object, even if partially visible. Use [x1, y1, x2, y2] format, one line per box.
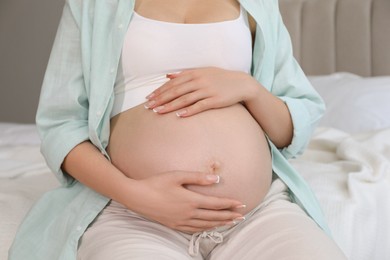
[144, 67, 258, 117]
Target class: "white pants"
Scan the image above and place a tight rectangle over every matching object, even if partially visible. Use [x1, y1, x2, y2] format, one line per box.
[77, 179, 347, 260]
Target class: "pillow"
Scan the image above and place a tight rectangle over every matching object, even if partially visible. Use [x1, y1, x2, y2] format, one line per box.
[308, 73, 390, 133]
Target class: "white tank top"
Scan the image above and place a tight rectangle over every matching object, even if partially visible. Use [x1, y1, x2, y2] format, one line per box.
[111, 6, 253, 118]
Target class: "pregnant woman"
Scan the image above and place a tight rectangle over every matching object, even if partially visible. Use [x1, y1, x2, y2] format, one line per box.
[10, 0, 346, 259]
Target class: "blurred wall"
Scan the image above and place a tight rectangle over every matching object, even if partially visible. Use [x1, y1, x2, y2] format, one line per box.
[0, 0, 64, 123]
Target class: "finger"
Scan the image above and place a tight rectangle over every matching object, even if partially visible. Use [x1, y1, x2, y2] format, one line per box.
[147, 73, 192, 100]
[177, 215, 245, 233]
[176, 98, 221, 117]
[171, 172, 221, 186]
[166, 72, 180, 79]
[145, 82, 198, 111]
[193, 209, 243, 222]
[196, 195, 243, 211]
[154, 91, 208, 114]
[166, 69, 194, 80]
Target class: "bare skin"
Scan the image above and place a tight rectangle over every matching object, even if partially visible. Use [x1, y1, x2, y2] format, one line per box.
[108, 102, 273, 216]
[62, 0, 293, 234]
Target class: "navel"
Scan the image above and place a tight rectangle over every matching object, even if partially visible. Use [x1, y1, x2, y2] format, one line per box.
[208, 160, 222, 174]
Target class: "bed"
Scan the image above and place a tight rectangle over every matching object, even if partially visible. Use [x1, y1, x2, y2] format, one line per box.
[1, 0, 390, 259]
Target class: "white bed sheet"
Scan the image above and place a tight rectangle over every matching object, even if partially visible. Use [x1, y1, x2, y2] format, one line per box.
[290, 127, 390, 260]
[0, 124, 58, 259]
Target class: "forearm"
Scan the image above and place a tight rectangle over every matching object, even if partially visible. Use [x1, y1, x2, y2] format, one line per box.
[243, 76, 293, 148]
[61, 141, 136, 205]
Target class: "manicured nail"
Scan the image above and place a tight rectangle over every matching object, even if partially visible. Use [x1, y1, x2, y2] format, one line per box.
[166, 72, 179, 78]
[226, 221, 235, 226]
[144, 100, 156, 109]
[206, 174, 220, 183]
[235, 204, 247, 209]
[176, 110, 187, 117]
[233, 216, 246, 224]
[152, 106, 164, 113]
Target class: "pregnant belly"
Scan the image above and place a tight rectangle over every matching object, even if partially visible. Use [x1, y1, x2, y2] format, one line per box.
[107, 103, 272, 214]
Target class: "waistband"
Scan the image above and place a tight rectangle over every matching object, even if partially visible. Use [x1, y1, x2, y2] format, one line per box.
[186, 177, 289, 257]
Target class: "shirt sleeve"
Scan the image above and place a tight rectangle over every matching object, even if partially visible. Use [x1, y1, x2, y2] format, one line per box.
[36, 1, 89, 186]
[270, 8, 326, 159]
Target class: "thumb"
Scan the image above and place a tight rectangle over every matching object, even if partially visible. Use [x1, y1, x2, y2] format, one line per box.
[171, 172, 220, 186]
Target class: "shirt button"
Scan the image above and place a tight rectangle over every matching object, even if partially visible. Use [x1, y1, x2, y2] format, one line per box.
[118, 23, 123, 29]
[96, 110, 102, 117]
[110, 67, 115, 73]
[76, 226, 82, 231]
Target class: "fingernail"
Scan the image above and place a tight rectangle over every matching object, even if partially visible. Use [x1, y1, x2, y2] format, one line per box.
[146, 93, 155, 99]
[206, 174, 220, 184]
[144, 100, 156, 109]
[233, 216, 246, 224]
[152, 106, 164, 113]
[166, 72, 180, 78]
[176, 110, 187, 117]
[235, 204, 247, 209]
[225, 221, 235, 226]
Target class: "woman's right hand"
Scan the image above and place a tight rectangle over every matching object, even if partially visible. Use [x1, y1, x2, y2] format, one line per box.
[122, 171, 245, 233]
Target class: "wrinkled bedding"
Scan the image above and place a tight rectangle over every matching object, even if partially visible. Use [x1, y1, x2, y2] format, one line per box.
[290, 127, 390, 260]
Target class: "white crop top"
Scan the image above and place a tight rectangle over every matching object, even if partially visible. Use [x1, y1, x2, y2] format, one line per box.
[111, 6, 253, 118]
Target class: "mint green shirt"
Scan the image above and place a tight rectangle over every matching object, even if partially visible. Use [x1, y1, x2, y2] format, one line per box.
[9, 0, 328, 259]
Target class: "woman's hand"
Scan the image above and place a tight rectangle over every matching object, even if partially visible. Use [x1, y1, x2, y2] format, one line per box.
[123, 171, 245, 233]
[144, 67, 259, 117]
